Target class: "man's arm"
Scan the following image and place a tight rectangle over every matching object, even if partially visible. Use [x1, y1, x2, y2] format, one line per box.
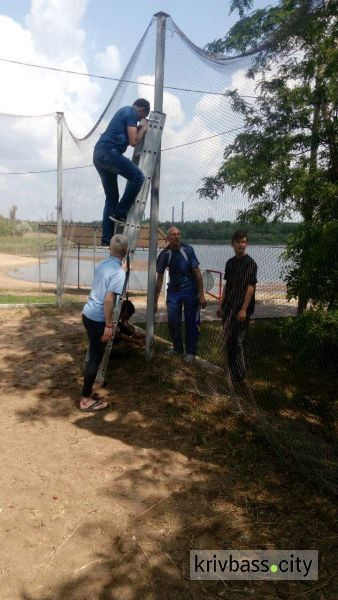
[122, 321, 136, 335]
[154, 273, 164, 313]
[102, 291, 117, 342]
[237, 285, 255, 321]
[127, 119, 148, 147]
[238, 261, 257, 321]
[192, 267, 207, 308]
[217, 283, 226, 318]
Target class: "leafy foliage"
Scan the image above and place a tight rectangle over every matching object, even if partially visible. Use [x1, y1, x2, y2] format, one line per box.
[283, 222, 338, 309]
[158, 219, 299, 243]
[281, 309, 338, 372]
[0, 215, 33, 238]
[0, 215, 15, 236]
[201, 0, 337, 308]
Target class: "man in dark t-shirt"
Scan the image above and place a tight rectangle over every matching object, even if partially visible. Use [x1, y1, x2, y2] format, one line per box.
[93, 99, 150, 245]
[217, 230, 257, 382]
[155, 226, 207, 362]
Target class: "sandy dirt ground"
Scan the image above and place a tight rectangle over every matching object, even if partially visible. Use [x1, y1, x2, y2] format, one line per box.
[0, 305, 336, 600]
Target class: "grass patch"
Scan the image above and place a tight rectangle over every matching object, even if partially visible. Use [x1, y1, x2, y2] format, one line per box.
[0, 294, 56, 304]
[0, 233, 54, 254]
[0, 294, 86, 305]
[154, 319, 337, 419]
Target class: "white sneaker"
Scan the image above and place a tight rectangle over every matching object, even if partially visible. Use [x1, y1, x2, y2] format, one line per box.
[184, 354, 195, 363]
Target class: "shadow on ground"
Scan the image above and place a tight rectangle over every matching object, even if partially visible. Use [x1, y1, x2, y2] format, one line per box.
[0, 307, 336, 599]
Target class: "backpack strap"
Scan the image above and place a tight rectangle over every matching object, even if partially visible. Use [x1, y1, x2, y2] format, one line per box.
[179, 246, 189, 263]
[166, 248, 172, 267]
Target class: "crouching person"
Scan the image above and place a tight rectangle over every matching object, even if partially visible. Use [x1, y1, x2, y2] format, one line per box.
[112, 300, 146, 350]
[79, 234, 129, 411]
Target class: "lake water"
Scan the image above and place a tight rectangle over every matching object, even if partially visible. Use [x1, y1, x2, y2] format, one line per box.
[9, 244, 286, 290]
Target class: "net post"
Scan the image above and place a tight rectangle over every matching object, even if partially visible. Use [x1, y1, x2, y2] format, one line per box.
[77, 243, 80, 289]
[145, 12, 168, 359]
[56, 112, 64, 308]
[93, 227, 97, 278]
[38, 225, 42, 295]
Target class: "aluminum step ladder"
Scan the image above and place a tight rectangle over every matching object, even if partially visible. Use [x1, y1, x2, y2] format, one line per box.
[87, 110, 166, 385]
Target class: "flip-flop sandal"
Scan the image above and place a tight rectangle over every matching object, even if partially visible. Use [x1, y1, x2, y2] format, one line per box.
[80, 399, 108, 412]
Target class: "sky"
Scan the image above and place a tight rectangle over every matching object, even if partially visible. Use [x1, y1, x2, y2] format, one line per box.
[0, 0, 275, 222]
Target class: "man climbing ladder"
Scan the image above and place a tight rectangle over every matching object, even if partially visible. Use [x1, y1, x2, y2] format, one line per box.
[90, 109, 166, 387]
[93, 98, 151, 246]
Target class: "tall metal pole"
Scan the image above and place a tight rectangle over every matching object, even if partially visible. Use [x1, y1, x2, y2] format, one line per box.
[145, 12, 168, 358]
[93, 228, 97, 279]
[172, 205, 175, 222]
[56, 112, 64, 307]
[77, 244, 80, 289]
[38, 225, 42, 295]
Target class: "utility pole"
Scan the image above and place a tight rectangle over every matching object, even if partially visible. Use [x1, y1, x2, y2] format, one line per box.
[172, 205, 175, 222]
[145, 12, 168, 358]
[56, 112, 64, 308]
[181, 201, 184, 224]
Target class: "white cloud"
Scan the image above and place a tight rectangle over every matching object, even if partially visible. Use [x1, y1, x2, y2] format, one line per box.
[95, 45, 121, 76]
[25, 0, 87, 61]
[134, 74, 235, 221]
[137, 74, 185, 127]
[0, 4, 251, 224]
[0, 1, 104, 220]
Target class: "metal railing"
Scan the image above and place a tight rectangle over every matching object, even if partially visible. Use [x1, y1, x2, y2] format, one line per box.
[203, 269, 222, 301]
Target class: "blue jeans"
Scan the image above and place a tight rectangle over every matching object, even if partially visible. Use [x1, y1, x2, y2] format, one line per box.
[93, 143, 145, 242]
[167, 289, 200, 355]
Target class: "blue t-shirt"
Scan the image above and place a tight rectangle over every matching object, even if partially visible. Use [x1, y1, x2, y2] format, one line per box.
[98, 106, 138, 154]
[157, 244, 199, 293]
[82, 256, 126, 322]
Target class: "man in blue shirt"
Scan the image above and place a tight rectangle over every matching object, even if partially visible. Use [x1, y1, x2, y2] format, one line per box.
[80, 233, 129, 411]
[155, 226, 207, 362]
[93, 98, 150, 245]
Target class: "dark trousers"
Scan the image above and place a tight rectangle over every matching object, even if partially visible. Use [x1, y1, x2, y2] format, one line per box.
[225, 317, 249, 382]
[93, 143, 145, 243]
[167, 289, 200, 355]
[81, 314, 106, 397]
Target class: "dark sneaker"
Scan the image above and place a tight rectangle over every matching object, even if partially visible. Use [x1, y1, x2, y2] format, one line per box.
[166, 348, 183, 356]
[100, 239, 110, 247]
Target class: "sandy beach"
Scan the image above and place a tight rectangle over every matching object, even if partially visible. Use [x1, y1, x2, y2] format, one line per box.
[0, 253, 45, 291]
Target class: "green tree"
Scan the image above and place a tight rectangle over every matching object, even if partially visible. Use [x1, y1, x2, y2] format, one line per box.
[200, 0, 337, 310]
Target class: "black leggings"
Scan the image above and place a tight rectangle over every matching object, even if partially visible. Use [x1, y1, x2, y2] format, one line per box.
[81, 314, 106, 397]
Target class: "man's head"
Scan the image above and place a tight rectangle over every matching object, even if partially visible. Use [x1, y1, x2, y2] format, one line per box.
[231, 230, 248, 257]
[133, 98, 151, 120]
[110, 234, 129, 259]
[167, 226, 181, 250]
[120, 299, 135, 321]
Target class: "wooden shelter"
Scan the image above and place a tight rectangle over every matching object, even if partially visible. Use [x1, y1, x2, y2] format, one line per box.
[39, 222, 167, 249]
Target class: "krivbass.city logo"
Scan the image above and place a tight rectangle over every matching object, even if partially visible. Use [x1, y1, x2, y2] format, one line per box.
[190, 550, 318, 581]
